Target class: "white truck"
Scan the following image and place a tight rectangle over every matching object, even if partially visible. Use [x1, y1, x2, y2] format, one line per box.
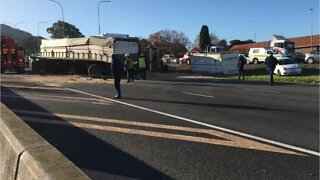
[248, 48, 286, 64]
[30, 36, 139, 76]
[270, 34, 296, 59]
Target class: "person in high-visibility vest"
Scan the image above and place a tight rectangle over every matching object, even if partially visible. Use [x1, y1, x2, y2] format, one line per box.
[138, 55, 146, 80]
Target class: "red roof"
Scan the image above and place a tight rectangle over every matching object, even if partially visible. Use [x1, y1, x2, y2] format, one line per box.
[229, 34, 320, 53]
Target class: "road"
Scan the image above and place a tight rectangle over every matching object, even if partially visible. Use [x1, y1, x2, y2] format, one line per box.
[1, 73, 319, 179]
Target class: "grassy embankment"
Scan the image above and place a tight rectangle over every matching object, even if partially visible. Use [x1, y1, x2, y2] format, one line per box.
[168, 63, 319, 84]
[238, 64, 320, 84]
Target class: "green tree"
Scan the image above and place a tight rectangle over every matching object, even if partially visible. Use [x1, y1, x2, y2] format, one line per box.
[229, 39, 255, 49]
[199, 25, 211, 51]
[217, 39, 228, 50]
[193, 33, 219, 49]
[47, 20, 84, 39]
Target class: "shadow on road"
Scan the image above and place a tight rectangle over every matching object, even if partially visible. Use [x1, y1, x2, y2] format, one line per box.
[1, 86, 172, 180]
[122, 97, 291, 112]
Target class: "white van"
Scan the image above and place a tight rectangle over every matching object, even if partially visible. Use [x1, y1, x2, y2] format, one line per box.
[248, 48, 285, 64]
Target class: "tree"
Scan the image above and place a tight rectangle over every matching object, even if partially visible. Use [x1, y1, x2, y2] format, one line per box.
[148, 30, 190, 56]
[217, 39, 228, 50]
[47, 20, 84, 39]
[229, 39, 255, 49]
[20, 36, 41, 55]
[193, 32, 219, 49]
[199, 25, 211, 51]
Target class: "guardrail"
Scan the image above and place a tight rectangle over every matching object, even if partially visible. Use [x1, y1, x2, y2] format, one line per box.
[0, 103, 90, 180]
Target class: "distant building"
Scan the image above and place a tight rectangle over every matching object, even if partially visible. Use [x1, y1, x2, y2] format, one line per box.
[229, 34, 320, 54]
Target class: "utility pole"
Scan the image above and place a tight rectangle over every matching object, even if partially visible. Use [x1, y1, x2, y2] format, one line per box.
[38, 22, 47, 54]
[98, 0, 111, 35]
[310, 8, 313, 52]
[49, 0, 65, 38]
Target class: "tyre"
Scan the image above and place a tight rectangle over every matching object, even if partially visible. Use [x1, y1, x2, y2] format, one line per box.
[306, 58, 314, 64]
[31, 60, 41, 74]
[277, 70, 282, 76]
[253, 58, 259, 64]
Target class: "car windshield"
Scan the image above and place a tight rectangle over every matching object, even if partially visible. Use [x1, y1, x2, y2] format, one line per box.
[278, 59, 295, 65]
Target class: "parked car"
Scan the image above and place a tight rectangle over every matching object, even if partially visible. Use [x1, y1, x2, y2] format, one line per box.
[162, 54, 177, 64]
[274, 58, 302, 76]
[181, 52, 191, 65]
[294, 52, 305, 63]
[305, 50, 320, 64]
[239, 54, 250, 64]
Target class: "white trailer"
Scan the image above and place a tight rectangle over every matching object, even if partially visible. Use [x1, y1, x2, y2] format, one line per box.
[190, 52, 239, 75]
[30, 36, 139, 76]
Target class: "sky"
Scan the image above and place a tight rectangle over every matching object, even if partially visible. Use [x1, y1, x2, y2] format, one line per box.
[0, 0, 319, 44]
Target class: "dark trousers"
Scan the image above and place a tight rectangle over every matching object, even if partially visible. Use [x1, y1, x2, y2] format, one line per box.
[114, 76, 121, 97]
[127, 69, 134, 82]
[268, 68, 275, 85]
[140, 69, 146, 80]
[238, 69, 244, 80]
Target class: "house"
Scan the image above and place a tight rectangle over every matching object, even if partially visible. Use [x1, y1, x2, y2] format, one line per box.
[229, 34, 320, 54]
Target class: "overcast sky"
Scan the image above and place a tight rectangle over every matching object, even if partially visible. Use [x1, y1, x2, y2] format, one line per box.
[0, 0, 319, 43]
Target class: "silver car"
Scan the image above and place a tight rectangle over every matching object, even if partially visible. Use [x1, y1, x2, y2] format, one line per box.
[305, 50, 320, 64]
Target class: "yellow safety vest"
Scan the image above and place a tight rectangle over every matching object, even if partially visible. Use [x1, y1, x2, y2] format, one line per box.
[139, 57, 146, 69]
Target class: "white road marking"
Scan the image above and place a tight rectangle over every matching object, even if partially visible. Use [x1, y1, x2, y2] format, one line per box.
[243, 88, 281, 94]
[182, 92, 215, 98]
[64, 88, 320, 157]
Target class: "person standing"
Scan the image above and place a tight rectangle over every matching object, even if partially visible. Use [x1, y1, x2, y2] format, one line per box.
[264, 52, 278, 85]
[238, 55, 246, 80]
[138, 55, 146, 80]
[124, 53, 134, 83]
[111, 54, 123, 98]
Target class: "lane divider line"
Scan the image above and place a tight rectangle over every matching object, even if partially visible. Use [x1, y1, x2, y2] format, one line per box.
[243, 88, 281, 94]
[182, 92, 215, 98]
[64, 87, 320, 157]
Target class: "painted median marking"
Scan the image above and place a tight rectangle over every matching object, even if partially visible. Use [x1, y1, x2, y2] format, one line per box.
[64, 87, 320, 157]
[15, 109, 303, 156]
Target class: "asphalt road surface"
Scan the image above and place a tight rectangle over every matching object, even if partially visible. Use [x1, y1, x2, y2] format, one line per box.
[1, 74, 319, 180]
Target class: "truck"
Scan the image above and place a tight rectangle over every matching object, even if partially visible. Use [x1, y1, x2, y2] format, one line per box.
[269, 34, 296, 59]
[1, 36, 25, 73]
[30, 36, 139, 76]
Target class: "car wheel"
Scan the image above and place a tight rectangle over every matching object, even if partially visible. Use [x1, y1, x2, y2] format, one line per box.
[253, 58, 258, 64]
[277, 70, 282, 76]
[307, 58, 314, 64]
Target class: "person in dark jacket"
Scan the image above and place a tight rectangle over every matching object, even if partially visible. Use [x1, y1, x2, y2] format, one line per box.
[238, 55, 246, 80]
[264, 52, 278, 85]
[111, 54, 123, 98]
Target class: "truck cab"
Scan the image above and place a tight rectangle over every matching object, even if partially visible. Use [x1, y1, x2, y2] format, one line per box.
[1, 36, 25, 73]
[270, 34, 296, 59]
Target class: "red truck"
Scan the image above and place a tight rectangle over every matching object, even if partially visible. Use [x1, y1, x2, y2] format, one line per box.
[1, 36, 25, 73]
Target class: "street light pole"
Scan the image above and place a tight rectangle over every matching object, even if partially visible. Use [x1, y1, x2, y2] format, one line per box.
[309, 8, 313, 52]
[49, 0, 65, 38]
[98, 0, 111, 35]
[14, 22, 24, 29]
[38, 22, 47, 54]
